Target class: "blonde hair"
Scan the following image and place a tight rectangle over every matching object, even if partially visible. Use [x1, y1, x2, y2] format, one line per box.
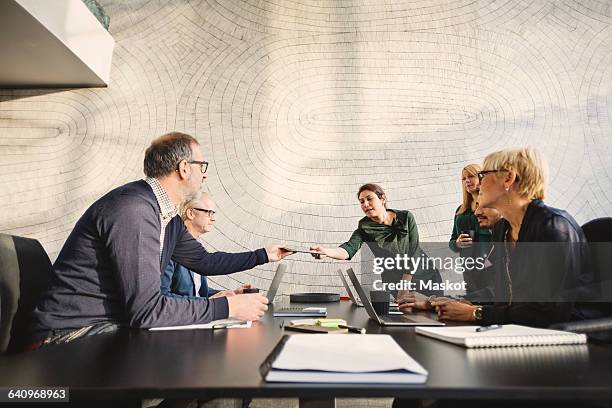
[457, 164, 482, 214]
[483, 147, 547, 200]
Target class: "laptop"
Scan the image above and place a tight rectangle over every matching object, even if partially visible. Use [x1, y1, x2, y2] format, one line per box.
[266, 263, 286, 303]
[345, 268, 444, 326]
[339, 268, 403, 312]
[337, 269, 363, 307]
[268, 263, 327, 317]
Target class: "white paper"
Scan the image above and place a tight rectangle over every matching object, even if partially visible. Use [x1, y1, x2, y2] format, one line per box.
[272, 334, 428, 375]
[266, 370, 427, 384]
[149, 319, 252, 331]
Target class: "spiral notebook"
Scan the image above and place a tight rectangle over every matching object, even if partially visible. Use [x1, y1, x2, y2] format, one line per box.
[416, 325, 587, 348]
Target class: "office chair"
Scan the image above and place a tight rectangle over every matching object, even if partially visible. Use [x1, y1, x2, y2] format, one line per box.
[0, 233, 54, 354]
[550, 218, 612, 341]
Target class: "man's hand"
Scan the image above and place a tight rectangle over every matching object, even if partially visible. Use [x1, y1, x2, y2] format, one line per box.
[397, 290, 433, 311]
[398, 298, 431, 311]
[226, 293, 269, 321]
[430, 298, 477, 321]
[266, 245, 294, 262]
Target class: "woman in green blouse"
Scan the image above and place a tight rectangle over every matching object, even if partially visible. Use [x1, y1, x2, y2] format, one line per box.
[449, 164, 492, 251]
[310, 183, 439, 292]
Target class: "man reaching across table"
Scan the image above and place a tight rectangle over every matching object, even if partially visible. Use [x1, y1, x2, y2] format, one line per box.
[29, 132, 291, 348]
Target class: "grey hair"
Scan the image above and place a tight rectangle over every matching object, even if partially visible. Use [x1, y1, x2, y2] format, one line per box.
[179, 192, 201, 220]
[179, 191, 213, 220]
[144, 132, 199, 178]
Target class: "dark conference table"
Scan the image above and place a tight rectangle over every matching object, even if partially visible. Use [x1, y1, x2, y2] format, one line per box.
[1, 301, 612, 403]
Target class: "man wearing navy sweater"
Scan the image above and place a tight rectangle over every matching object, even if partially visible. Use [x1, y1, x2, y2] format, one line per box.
[28, 132, 291, 347]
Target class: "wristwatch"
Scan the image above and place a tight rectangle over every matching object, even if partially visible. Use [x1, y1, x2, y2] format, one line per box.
[472, 306, 483, 321]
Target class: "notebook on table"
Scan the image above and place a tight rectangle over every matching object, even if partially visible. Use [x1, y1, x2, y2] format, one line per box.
[260, 334, 428, 384]
[273, 307, 327, 317]
[416, 325, 588, 348]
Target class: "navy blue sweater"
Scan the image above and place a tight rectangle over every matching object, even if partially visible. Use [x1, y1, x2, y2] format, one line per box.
[29, 181, 268, 340]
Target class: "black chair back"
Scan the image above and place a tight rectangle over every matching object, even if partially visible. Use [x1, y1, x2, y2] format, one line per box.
[565, 218, 612, 341]
[582, 218, 612, 313]
[582, 217, 612, 243]
[0, 234, 54, 353]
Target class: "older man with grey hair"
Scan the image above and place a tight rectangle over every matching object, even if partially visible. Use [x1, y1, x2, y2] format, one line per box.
[28, 132, 291, 348]
[161, 191, 252, 298]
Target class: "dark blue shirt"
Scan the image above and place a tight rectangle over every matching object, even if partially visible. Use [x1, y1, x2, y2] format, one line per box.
[161, 260, 220, 298]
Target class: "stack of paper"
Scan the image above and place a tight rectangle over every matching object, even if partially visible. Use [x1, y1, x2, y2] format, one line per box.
[261, 334, 428, 383]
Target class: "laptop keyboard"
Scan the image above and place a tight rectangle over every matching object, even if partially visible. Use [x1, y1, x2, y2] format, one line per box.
[383, 314, 415, 323]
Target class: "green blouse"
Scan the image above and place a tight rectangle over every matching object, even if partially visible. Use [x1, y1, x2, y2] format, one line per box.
[449, 207, 492, 252]
[339, 209, 419, 260]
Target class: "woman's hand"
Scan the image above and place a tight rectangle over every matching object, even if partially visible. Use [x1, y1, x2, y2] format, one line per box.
[309, 244, 329, 259]
[309, 245, 350, 260]
[455, 233, 473, 248]
[430, 298, 477, 321]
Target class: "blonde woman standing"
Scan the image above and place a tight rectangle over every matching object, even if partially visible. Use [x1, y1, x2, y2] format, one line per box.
[449, 164, 493, 251]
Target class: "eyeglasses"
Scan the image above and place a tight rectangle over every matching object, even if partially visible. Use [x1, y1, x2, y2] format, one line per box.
[192, 208, 216, 216]
[477, 170, 500, 181]
[188, 160, 209, 173]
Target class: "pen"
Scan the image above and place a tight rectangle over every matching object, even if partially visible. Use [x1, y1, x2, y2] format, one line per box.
[476, 324, 502, 332]
[338, 325, 366, 334]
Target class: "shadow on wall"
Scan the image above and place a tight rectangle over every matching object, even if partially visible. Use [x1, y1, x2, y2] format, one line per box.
[0, 89, 71, 102]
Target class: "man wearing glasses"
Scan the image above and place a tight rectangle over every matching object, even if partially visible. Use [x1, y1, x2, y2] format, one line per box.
[161, 192, 251, 298]
[28, 132, 292, 348]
